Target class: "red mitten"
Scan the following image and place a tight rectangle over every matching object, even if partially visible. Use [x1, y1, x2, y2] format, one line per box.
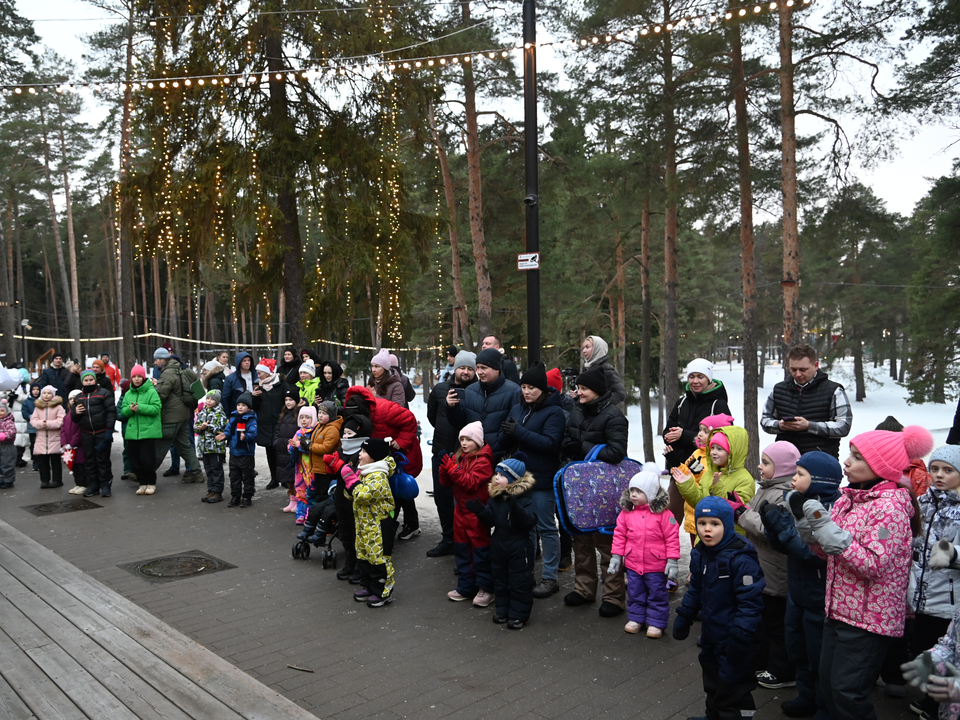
[439, 452, 456, 474]
[324, 453, 345, 476]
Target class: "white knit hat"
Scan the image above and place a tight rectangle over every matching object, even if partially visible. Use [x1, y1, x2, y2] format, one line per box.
[628, 462, 663, 501]
[299, 360, 316, 378]
[684, 358, 714, 382]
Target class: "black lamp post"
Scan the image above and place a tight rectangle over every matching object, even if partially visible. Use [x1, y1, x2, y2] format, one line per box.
[522, 0, 541, 366]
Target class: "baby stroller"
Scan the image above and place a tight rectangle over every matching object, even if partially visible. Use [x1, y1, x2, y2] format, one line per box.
[292, 497, 340, 569]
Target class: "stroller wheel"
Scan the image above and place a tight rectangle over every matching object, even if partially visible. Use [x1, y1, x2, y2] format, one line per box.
[300, 542, 311, 558]
[330, 550, 338, 569]
[321, 553, 331, 569]
[292, 540, 310, 560]
[292, 542, 301, 559]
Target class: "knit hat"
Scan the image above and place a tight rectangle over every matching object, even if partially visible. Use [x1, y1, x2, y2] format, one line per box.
[236, 391, 254, 408]
[298, 360, 316, 378]
[454, 350, 476, 371]
[684, 358, 714, 382]
[628, 462, 663, 501]
[762, 441, 801, 478]
[120, 379, 130, 392]
[694, 496, 735, 547]
[41, 385, 57, 396]
[202, 359, 220, 374]
[68, 389, 81, 400]
[361, 438, 391, 462]
[446, 345, 459, 358]
[546, 368, 563, 393]
[575, 366, 607, 395]
[709, 431, 731, 455]
[459, 420, 485, 448]
[388, 353, 400, 368]
[298, 406, 317, 425]
[930, 446, 960, 474]
[283, 387, 298, 402]
[700, 413, 735, 430]
[205, 389, 222, 403]
[256, 358, 276, 375]
[317, 400, 338, 420]
[80, 369, 97, 382]
[342, 414, 372, 437]
[130, 364, 146, 379]
[796, 450, 843, 499]
[875, 415, 905, 432]
[496, 452, 528, 482]
[475, 348, 502, 371]
[52, 352, 63, 360]
[92, 359, 106, 372]
[850, 426, 935, 483]
[371, 349, 392, 370]
[153, 347, 171, 360]
[519, 362, 548, 392]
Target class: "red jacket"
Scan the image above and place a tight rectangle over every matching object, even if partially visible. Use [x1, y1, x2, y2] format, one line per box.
[440, 445, 494, 546]
[344, 386, 422, 477]
[104, 362, 121, 391]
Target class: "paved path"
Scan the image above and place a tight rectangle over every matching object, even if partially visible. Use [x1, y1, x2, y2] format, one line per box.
[0, 453, 915, 719]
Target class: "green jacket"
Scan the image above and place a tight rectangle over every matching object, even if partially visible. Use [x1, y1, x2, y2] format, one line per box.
[675, 425, 757, 536]
[297, 377, 321, 406]
[155, 359, 196, 423]
[120, 381, 163, 440]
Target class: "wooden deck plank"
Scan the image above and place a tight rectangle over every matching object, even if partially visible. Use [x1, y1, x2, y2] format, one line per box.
[0, 564, 192, 720]
[0, 543, 247, 720]
[0, 670, 38, 720]
[0, 626, 88, 720]
[0, 521, 318, 720]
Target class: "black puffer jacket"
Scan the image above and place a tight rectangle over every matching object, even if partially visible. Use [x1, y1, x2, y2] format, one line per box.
[503, 389, 566, 491]
[272, 408, 298, 485]
[318, 361, 349, 406]
[72, 385, 117, 435]
[427, 375, 479, 454]
[253, 377, 287, 448]
[662, 381, 731, 470]
[562, 391, 629, 464]
[448, 373, 521, 461]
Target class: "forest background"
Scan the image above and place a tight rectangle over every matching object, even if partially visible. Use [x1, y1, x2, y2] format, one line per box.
[1, 0, 959, 467]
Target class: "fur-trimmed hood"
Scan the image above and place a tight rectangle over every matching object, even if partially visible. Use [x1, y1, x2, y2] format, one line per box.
[488, 471, 535, 497]
[34, 395, 64, 409]
[619, 485, 669, 512]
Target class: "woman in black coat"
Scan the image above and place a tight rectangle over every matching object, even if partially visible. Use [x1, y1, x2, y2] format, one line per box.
[317, 361, 349, 406]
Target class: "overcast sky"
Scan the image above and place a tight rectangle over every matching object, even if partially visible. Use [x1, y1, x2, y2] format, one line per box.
[16, 0, 957, 218]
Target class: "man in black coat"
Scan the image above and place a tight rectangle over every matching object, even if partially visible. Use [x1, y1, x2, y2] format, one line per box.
[426, 351, 478, 557]
[38, 353, 76, 402]
[481, 335, 520, 385]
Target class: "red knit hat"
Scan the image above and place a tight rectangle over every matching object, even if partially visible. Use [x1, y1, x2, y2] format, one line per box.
[130, 364, 147, 379]
[850, 426, 935, 482]
[256, 358, 276, 374]
[700, 413, 735, 430]
[546, 368, 563, 393]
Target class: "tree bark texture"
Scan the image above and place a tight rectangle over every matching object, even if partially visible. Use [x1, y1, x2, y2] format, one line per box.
[55, 97, 82, 361]
[661, 9, 681, 414]
[639, 196, 655, 463]
[0, 193, 17, 362]
[779, 3, 802, 359]
[116, 3, 136, 373]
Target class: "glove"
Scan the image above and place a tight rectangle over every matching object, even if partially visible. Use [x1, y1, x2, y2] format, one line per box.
[687, 456, 704, 475]
[95, 437, 112, 453]
[439, 453, 456, 474]
[786, 490, 807, 520]
[902, 651, 936, 692]
[500, 419, 518, 436]
[323, 453, 345, 476]
[607, 555, 622, 575]
[726, 491, 747, 523]
[929, 539, 960, 570]
[666, 558, 679, 582]
[464, 499, 485, 515]
[802, 498, 853, 555]
[0, 433, 7, 442]
[927, 661, 960, 703]
[673, 613, 692, 641]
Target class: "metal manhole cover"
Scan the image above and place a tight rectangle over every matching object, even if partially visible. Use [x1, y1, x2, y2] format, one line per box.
[118, 551, 236, 583]
[22, 499, 102, 516]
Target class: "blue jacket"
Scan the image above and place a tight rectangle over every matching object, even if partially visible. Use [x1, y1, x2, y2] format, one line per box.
[503, 388, 566, 491]
[21, 395, 37, 435]
[221, 351, 252, 416]
[448, 373, 521, 462]
[227, 409, 258, 456]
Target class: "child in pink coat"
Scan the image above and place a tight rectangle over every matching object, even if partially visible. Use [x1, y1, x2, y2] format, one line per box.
[29, 385, 66, 489]
[609, 462, 681, 638]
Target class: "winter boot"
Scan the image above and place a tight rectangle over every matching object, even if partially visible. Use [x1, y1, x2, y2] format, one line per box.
[282, 496, 297, 512]
[297, 524, 315, 541]
[99, 482, 112, 498]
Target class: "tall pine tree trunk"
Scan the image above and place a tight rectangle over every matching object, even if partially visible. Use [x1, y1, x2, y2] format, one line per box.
[55, 97, 82, 354]
[661, 6, 681, 413]
[115, 2, 137, 372]
[615, 229, 626, 383]
[639, 196, 654, 462]
[779, 3, 802, 361]
[0, 192, 17, 362]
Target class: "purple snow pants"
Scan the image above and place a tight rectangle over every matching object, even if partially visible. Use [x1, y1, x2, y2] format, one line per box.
[626, 569, 670, 629]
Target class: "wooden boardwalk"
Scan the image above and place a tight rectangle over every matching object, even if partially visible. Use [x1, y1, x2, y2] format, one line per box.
[0, 520, 318, 720]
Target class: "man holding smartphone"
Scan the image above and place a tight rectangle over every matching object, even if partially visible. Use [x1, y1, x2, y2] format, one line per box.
[425, 351, 478, 558]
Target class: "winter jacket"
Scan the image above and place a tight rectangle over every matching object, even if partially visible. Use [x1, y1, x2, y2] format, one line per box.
[93, 373, 113, 393]
[343, 386, 422, 477]
[272, 409, 298, 485]
[29, 396, 65, 455]
[317, 362, 349, 406]
[675, 427, 756, 536]
[680, 446, 708, 534]
[296, 376, 321, 407]
[760, 370, 852, 458]
[814, 481, 914, 637]
[195, 405, 228, 455]
[60, 410, 85, 464]
[351, 456, 397, 567]
[581, 353, 627, 407]
[221, 352, 254, 415]
[38, 365, 75, 401]
[252, 376, 286, 448]
[427, 375, 478, 454]
[202, 364, 227, 393]
[394, 369, 416, 403]
[103, 362, 121, 391]
[561, 391, 629, 464]
[474, 472, 539, 558]
[155, 358, 199, 424]
[738, 474, 793, 596]
[226, 409, 258, 456]
[308, 416, 343, 479]
[21, 394, 37, 435]
[949, 396, 960, 445]
[448, 373, 522, 462]
[502, 389, 566, 491]
[612, 487, 681, 575]
[119, 382, 163, 440]
[910, 488, 960, 620]
[439, 445, 495, 547]
[662, 380, 731, 470]
[374, 372, 407, 408]
[72, 385, 116, 435]
[930, 607, 960, 720]
[0, 413, 14, 444]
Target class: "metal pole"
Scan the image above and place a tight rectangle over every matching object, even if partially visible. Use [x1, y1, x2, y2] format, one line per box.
[522, 0, 541, 366]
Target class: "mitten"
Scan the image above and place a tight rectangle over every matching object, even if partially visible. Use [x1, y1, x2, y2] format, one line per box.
[929, 539, 960, 570]
[902, 651, 936, 692]
[672, 613, 692, 641]
[786, 490, 807, 520]
[500, 419, 518, 436]
[95, 437, 112, 453]
[464, 499, 485, 515]
[928, 661, 960, 703]
[323, 453, 345, 476]
[0, 433, 7, 442]
[726, 491, 747, 523]
[666, 558, 679, 582]
[340, 464, 360, 491]
[607, 555, 622, 575]
[802, 498, 853, 554]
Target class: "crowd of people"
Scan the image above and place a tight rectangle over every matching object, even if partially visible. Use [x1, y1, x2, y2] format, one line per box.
[8, 338, 960, 720]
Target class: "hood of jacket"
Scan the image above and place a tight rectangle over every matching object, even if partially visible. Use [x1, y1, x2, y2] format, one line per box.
[696, 494, 738, 549]
[35, 396, 64, 409]
[488, 471, 536, 497]
[345, 385, 376, 413]
[322, 361, 344, 381]
[705, 426, 749, 476]
[582, 335, 610, 369]
[683, 378, 726, 398]
[233, 351, 252, 371]
[619, 485, 669, 512]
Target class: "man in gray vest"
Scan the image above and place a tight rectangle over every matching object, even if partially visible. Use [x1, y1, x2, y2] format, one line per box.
[761, 345, 852, 458]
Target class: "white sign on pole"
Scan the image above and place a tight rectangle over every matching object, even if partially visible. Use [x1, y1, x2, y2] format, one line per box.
[517, 252, 540, 270]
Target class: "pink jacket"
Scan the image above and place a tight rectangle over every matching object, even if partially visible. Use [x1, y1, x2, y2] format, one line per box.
[611, 489, 681, 574]
[30, 397, 65, 455]
[816, 481, 913, 637]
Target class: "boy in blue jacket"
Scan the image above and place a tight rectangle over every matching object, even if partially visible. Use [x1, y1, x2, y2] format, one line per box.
[219, 391, 258, 508]
[674, 496, 765, 720]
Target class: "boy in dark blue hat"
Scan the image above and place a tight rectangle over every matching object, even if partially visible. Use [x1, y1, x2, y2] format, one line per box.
[674, 496, 765, 720]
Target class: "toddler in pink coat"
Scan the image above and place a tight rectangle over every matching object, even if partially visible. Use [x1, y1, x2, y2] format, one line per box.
[609, 462, 681, 638]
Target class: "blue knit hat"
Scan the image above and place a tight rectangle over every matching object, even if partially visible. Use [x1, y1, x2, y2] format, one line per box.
[496, 452, 528, 483]
[796, 451, 843, 500]
[930, 446, 960, 474]
[694, 496, 735, 547]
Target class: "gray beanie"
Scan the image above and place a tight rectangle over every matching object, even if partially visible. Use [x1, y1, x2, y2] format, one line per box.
[317, 400, 338, 420]
[205, 389, 222, 403]
[154, 347, 171, 359]
[454, 350, 477, 371]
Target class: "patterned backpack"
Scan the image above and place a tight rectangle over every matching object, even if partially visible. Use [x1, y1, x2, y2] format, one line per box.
[554, 444, 644, 534]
